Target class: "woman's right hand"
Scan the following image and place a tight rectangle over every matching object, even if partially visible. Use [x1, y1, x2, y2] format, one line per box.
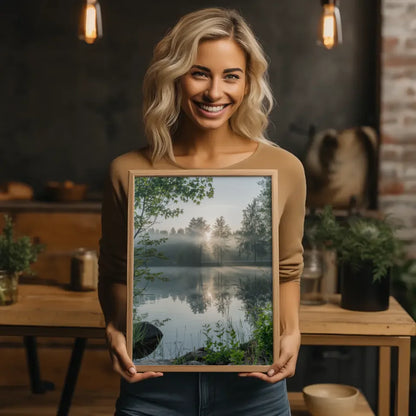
[105, 322, 164, 383]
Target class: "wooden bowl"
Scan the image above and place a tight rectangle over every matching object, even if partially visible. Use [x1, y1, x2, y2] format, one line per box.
[303, 383, 359, 416]
[46, 181, 88, 202]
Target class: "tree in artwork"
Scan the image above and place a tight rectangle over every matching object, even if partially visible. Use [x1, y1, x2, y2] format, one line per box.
[134, 177, 214, 291]
[186, 217, 210, 266]
[236, 178, 272, 263]
[211, 216, 232, 265]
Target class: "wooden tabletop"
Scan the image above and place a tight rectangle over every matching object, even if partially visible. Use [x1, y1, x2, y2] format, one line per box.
[0, 284, 105, 337]
[300, 295, 416, 336]
[0, 285, 415, 338]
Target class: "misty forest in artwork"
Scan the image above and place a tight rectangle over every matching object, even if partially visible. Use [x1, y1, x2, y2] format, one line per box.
[132, 175, 274, 366]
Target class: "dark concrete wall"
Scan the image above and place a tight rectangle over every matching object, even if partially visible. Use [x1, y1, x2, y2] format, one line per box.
[0, 0, 379, 197]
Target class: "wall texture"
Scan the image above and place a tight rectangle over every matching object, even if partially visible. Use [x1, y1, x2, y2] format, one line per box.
[380, 0, 416, 258]
[0, 0, 378, 197]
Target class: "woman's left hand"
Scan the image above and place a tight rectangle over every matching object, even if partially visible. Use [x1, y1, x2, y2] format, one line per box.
[239, 331, 301, 383]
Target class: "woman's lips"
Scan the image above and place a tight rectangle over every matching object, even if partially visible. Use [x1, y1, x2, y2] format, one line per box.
[194, 101, 230, 117]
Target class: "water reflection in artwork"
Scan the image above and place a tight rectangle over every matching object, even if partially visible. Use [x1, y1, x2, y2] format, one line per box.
[133, 266, 272, 364]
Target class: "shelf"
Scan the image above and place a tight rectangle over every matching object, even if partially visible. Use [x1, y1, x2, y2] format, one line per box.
[288, 391, 375, 416]
[0, 200, 101, 213]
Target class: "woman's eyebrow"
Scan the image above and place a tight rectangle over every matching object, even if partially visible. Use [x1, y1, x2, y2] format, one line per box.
[192, 65, 210, 72]
[191, 65, 244, 74]
[223, 68, 244, 74]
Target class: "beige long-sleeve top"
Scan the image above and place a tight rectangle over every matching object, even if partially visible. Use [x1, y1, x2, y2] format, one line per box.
[99, 142, 306, 285]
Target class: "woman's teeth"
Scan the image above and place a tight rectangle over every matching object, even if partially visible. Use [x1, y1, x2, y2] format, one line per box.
[198, 103, 226, 113]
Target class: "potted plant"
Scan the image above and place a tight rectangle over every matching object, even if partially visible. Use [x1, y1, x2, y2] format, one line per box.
[307, 206, 403, 311]
[303, 207, 343, 302]
[0, 215, 43, 305]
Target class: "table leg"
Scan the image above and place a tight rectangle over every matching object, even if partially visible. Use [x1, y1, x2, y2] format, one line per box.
[23, 336, 55, 394]
[57, 337, 87, 416]
[396, 337, 411, 416]
[378, 346, 391, 416]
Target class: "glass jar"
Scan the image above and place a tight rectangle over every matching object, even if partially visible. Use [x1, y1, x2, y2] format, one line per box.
[0, 270, 19, 306]
[70, 249, 98, 291]
[300, 249, 325, 305]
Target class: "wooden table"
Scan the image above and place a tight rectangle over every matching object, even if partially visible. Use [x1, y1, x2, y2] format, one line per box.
[300, 295, 416, 416]
[0, 286, 415, 416]
[0, 284, 105, 416]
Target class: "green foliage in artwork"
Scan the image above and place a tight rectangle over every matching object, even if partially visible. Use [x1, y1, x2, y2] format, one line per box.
[252, 304, 273, 363]
[134, 233, 168, 296]
[185, 217, 210, 237]
[211, 216, 232, 264]
[133, 176, 214, 291]
[132, 319, 146, 347]
[132, 315, 170, 360]
[235, 177, 272, 262]
[199, 302, 273, 365]
[202, 321, 245, 365]
[134, 177, 214, 237]
[256, 177, 272, 242]
[236, 276, 272, 327]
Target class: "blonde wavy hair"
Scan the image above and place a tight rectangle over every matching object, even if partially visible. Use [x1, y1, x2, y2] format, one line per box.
[142, 8, 275, 162]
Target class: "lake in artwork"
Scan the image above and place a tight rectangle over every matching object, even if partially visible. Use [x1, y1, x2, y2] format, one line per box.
[131, 175, 275, 366]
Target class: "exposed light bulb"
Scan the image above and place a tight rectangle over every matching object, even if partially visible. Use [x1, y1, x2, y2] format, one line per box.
[79, 0, 103, 44]
[318, 0, 342, 50]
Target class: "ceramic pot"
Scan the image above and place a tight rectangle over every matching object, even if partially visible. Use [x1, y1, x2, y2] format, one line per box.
[303, 383, 359, 416]
[340, 262, 390, 311]
[0, 270, 19, 306]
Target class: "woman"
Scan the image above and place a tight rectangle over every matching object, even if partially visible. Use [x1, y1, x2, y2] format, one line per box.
[99, 8, 305, 416]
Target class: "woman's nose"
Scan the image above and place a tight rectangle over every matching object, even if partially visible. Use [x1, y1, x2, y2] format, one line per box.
[203, 78, 222, 102]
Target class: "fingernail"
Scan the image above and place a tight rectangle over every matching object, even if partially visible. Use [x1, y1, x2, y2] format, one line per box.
[267, 369, 275, 377]
[128, 366, 136, 375]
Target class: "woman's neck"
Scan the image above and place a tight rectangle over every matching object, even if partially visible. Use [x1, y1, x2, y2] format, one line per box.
[172, 123, 258, 168]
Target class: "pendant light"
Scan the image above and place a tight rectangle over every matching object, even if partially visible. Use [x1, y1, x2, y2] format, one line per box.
[79, 0, 103, 44]
[318, 0, 342, 50]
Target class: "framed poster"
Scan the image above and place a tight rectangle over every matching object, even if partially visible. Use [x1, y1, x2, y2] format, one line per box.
[127, 169, 279, 372]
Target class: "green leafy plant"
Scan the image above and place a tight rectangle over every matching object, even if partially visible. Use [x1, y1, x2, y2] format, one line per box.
[304, 206, 343, 250]
[306, 207, 403, 281]
[202, 321, 245, 365]
[171, 303, 275, 365]
[252, 304, 273, 363]
[0, 215, 44, 274]
[339, 217, 403, 280]
[201, 304, 274, 365]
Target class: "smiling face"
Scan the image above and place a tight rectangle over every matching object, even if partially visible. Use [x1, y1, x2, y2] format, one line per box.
[179, 38, 248, 134]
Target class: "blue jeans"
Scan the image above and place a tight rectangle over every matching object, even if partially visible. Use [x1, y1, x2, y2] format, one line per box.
[115, 373, 291, 416]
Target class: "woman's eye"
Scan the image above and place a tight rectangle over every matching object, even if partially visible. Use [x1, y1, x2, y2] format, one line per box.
[191, 71, 208, 78]
[225, 73, 240, 80]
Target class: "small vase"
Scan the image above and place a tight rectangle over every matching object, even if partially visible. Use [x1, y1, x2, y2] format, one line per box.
[301, 248, 325, 305]
[0, 271, 19, 306]
[340, 262, 390, 311]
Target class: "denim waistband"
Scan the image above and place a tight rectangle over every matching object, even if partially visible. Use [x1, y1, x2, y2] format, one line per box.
[115, 373, 290, 416]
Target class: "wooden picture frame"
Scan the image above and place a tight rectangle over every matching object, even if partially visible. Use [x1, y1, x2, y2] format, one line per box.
[127, 169, 279, 372]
